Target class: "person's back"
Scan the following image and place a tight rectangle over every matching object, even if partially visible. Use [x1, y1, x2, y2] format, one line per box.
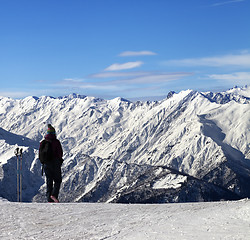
[39, 124, 63, 202]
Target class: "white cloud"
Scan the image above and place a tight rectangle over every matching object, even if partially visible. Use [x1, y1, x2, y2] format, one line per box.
[90, 71, 193, 84]
[95, 72, 193, 85]
[165, 54, 250, 67]
[116, 72, 193, 84]
[212, 0, 245, 7]
[119, 51, 157, 57]
[105, 61, 144, 71]
[208, 72, 250, 84]
[89, 71, 148, 78]
[62, 72, 193, 92]
[63, 78, 85, 83]
[79, 84, 118, 90]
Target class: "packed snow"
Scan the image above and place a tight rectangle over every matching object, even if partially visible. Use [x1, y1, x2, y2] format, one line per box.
[0, 198, 249, 240]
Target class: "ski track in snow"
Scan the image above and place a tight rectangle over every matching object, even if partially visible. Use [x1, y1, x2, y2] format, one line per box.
[0, 199, 249, 240]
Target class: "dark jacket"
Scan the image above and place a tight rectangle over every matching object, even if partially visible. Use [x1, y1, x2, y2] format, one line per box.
[40, 134, 63, 162]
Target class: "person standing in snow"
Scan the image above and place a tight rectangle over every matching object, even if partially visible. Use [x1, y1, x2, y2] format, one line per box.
[39, 124, 63, 203]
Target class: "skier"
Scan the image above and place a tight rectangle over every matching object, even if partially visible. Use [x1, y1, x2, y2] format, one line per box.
[39, 124, 63, 203]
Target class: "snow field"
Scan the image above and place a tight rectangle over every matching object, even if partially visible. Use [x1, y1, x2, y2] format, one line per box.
[0, 199, 249, 240]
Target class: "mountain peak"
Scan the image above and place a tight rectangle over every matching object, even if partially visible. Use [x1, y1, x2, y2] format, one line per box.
[112, 97, 131, 103]
[201, 86, 250, 104]
[58, 93, 87, 100]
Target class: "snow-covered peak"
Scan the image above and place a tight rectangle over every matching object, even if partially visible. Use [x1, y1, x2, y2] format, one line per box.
[58, 93, 87, 100]
[166, 90, 176, 99]
[113, 97, 130, 103]
[23, 96, 39, 101]
[202, 86, 250, 104]
[227, 85, 250, 98]
[107, 97, 131, 110]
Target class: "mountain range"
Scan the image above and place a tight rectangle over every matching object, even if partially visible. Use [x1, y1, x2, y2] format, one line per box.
[0, 86, 249, 203]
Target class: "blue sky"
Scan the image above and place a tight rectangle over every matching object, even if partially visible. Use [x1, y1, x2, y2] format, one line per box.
[0, 0, 250, 100]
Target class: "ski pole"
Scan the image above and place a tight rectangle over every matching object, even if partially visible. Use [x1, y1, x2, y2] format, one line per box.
[15, 148, 23, 202]
[20, 148, 23, 202]
[15, 148, 20, 202]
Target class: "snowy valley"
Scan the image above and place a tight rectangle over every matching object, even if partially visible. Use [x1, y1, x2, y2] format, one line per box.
[0, 86, 249, 203]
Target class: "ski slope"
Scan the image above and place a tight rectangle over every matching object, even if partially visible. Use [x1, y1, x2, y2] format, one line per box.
[0, 198, 249, 240]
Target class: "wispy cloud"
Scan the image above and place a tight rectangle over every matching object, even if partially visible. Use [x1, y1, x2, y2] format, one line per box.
[53, 78, 86, 88]
[58, 71, 193, 89]
[88, 71, 193, 85]
[105, 61, 144, 71]
[63, 78, 85, 83]
[89, 71, 149, 79]
[78, 84, 119, 90]
[119, 51, 157, 57]
[211, 0, 245, 7]
[164, 53, 250, 67]
[208, 72, 250, 84]
[110, 72, 193, 84]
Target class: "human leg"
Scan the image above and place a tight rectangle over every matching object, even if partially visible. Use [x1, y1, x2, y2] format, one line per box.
[51, 162, 62, 200]
[44, 165, 54, 202]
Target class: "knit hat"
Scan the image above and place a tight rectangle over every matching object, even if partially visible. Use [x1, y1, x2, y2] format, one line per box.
[47, 124, 56, 134]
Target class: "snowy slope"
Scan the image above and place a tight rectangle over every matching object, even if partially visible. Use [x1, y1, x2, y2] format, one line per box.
[0, 128, 43, 201]
[0, 198, 249, 240]
[0, 86, 249, 203]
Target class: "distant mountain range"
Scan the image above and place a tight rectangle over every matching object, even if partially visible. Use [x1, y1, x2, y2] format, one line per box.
[0, 86, 249, 203]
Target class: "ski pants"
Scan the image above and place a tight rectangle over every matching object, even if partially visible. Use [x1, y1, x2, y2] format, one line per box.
[44, 160, 62, 202]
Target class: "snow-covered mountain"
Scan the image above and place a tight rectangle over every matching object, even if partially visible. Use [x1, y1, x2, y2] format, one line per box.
[0, 86, 249, 203]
